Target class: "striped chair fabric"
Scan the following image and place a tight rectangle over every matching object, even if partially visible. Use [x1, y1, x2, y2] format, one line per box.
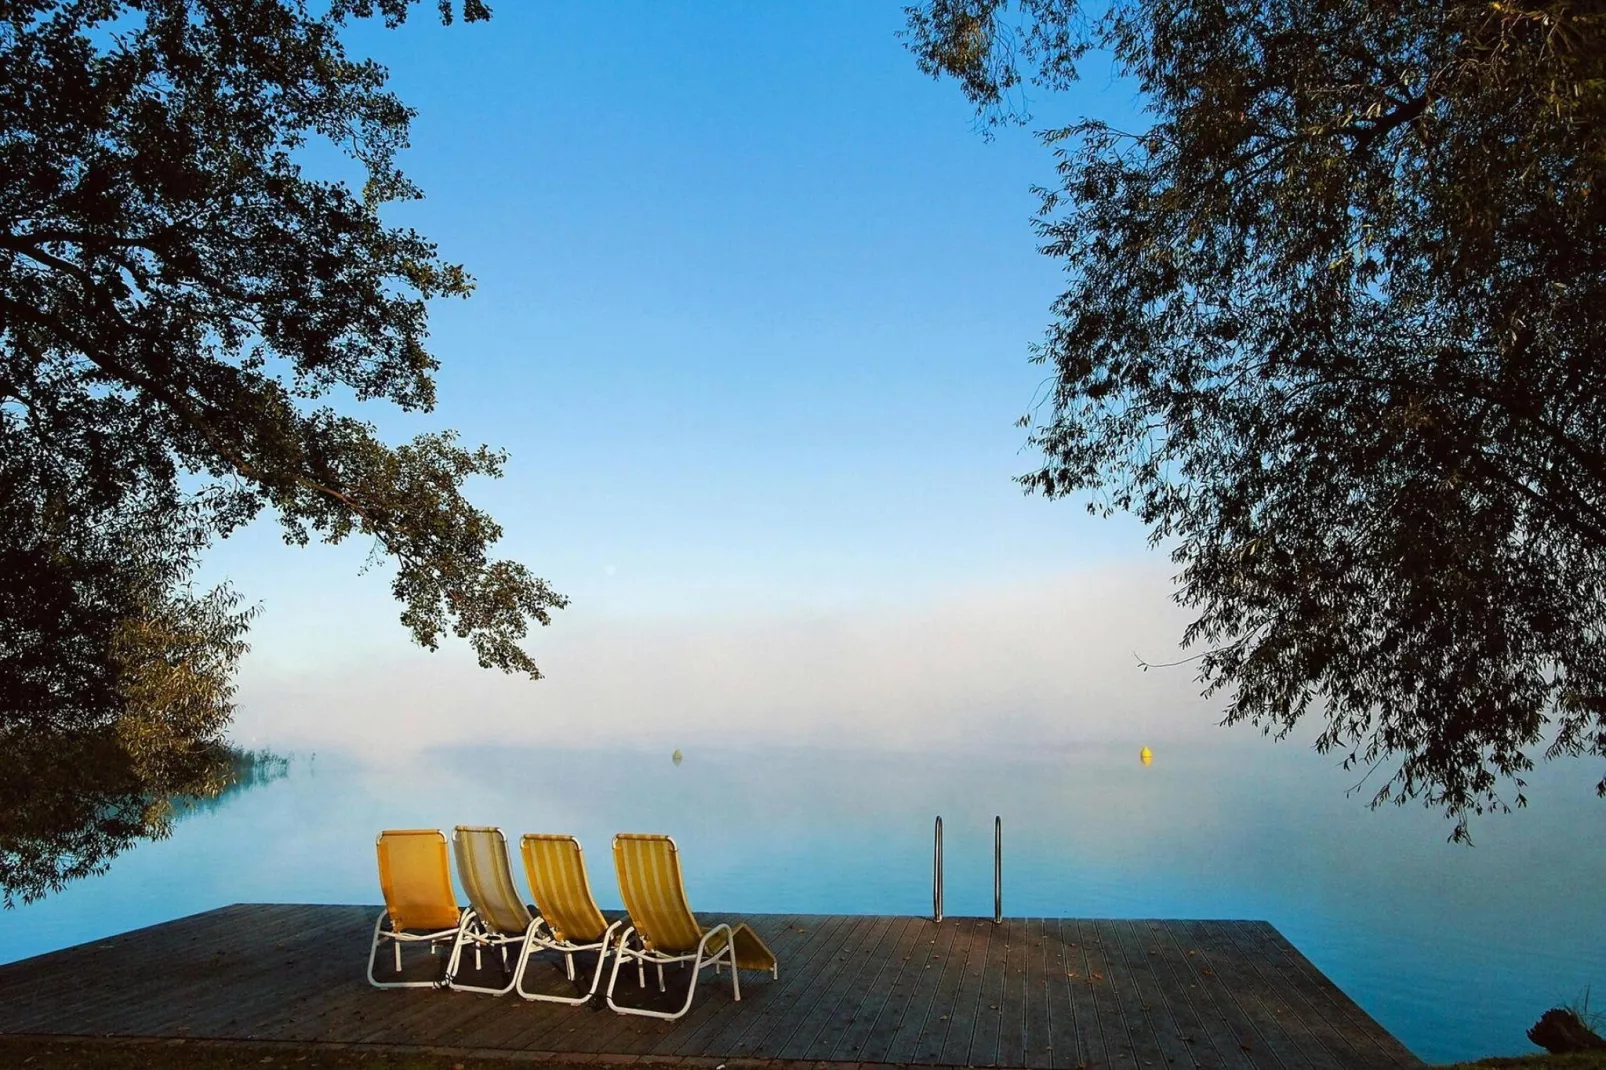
[521, 834, 609, 944]
[453, 826, 534, 937]
[612, 833, 705, 953]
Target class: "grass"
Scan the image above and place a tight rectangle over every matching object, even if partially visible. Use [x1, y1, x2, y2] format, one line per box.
[1567, 987, 1606, 1036]
[6, 1036, 1606, 1070]
[1446, 1056, 1606, 1069]
[0, 1037, 573, 1070]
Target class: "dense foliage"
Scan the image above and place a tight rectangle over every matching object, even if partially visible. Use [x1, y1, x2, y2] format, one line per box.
[0, 0, 563, 903]
[906, 0, 1606, 837]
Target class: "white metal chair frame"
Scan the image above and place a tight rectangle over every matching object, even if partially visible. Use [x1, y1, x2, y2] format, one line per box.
[444, 908, 545, 996]
[604, 920, 740, 1020]
[517, 917, 625, 1004]
[365, 910, 468, 989]
[445, 826, 544, 997]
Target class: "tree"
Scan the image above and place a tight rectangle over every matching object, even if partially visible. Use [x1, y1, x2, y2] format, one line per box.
[0, 0, 565, 904]
[905, 0, 1606, 837]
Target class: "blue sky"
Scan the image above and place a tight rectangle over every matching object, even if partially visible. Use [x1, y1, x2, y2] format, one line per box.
[208, 2, 1193, 748]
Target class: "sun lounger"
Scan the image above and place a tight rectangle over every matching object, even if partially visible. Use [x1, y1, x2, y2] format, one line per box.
[516, 834, 624, 1003]
[606, 833, 778, 1020]
[445, 825, 544, 995]
[367, 829, 469, 988]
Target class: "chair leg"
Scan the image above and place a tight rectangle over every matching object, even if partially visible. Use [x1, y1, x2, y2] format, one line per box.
[366, 911, 395, 987]
[448, 932, 523, 996]
[584, 923, 622, 998]
[509, 926, 537, 996]
[604, 929, 634, 1013]
[444, 920, 474, 988]
[670, 950, 703, 1018]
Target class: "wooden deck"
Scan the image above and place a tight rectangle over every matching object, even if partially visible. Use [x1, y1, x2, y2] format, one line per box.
[0, 905, 1421, 1068]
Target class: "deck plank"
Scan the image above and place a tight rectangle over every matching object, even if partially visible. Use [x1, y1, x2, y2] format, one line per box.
[937, 917, 1001, 1065]
[905, 916, 983, 1063]
[1056, 918, 1109, 1069]
[878, 911, 965, 1063]
[1044, 916, 1090, 1070]
[761, 913, 882, 1058]
[1177, 919, 1295, 1070]
[1020, 917, 1054, 1069]
[0, 905, 253, 1032]
[0, 906, 1422, 1068]
[1145, 919, 1256, 1070]
[1108, 919, 1200, 1070]
[772, 914, 899, 1060]
[1093, 918, 1167, 1070]
[1219, 921, 1367, 1070]
[145, 909, 369, 1038]
[985, 916, 1026, 1067]
[821, 913, 931, 1062]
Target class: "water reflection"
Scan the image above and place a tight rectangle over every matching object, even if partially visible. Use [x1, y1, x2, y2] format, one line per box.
[0, 740, 1599, 1065]
[0, 741, 291, 907]
[174, 749, 291, 820]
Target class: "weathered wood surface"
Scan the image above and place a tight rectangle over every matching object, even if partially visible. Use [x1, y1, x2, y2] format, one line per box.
[0, 906, 1421, 1068]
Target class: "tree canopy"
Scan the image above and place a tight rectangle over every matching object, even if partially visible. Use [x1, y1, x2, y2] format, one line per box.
[905, 0, 1606, 837]
[0, 0, 563, 904]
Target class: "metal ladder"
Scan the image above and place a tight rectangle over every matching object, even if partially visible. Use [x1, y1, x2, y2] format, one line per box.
[931, 815, 1002, 924]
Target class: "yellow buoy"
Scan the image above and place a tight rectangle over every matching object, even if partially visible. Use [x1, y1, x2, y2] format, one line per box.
[1139, 746, 1153, 766]
[671, 748, 683, 766]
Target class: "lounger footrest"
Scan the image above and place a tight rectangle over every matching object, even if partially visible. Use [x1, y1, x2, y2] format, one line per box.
[711, 923, 776, 973]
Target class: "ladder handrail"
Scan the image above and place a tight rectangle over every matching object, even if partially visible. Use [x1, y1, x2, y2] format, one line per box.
[993, 815, 1002, 924]
[929, 815, 1003, 923]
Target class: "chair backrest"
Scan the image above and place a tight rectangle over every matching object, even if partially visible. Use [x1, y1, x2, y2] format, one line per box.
[452, 826, 534, 936]
[521, 834, 609, 945]
[612, 833, 703, 953]
[376, 829, 461, 932]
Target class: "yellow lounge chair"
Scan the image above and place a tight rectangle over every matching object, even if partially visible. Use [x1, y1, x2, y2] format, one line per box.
[367, 829, 469, 989]
[606, 833, 778, 1020]
[445, 826, 544, 996]
[517, 834, 624, 1004]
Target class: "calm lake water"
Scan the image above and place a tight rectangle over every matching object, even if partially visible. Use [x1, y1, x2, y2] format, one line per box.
[1, 740, 1600, 1065]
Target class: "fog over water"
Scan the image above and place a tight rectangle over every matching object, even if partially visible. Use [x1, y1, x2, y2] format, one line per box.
[6, 566, 1603, 1065]
[230, 564, 1222, 753]
[3, 740, 1601, 1064]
